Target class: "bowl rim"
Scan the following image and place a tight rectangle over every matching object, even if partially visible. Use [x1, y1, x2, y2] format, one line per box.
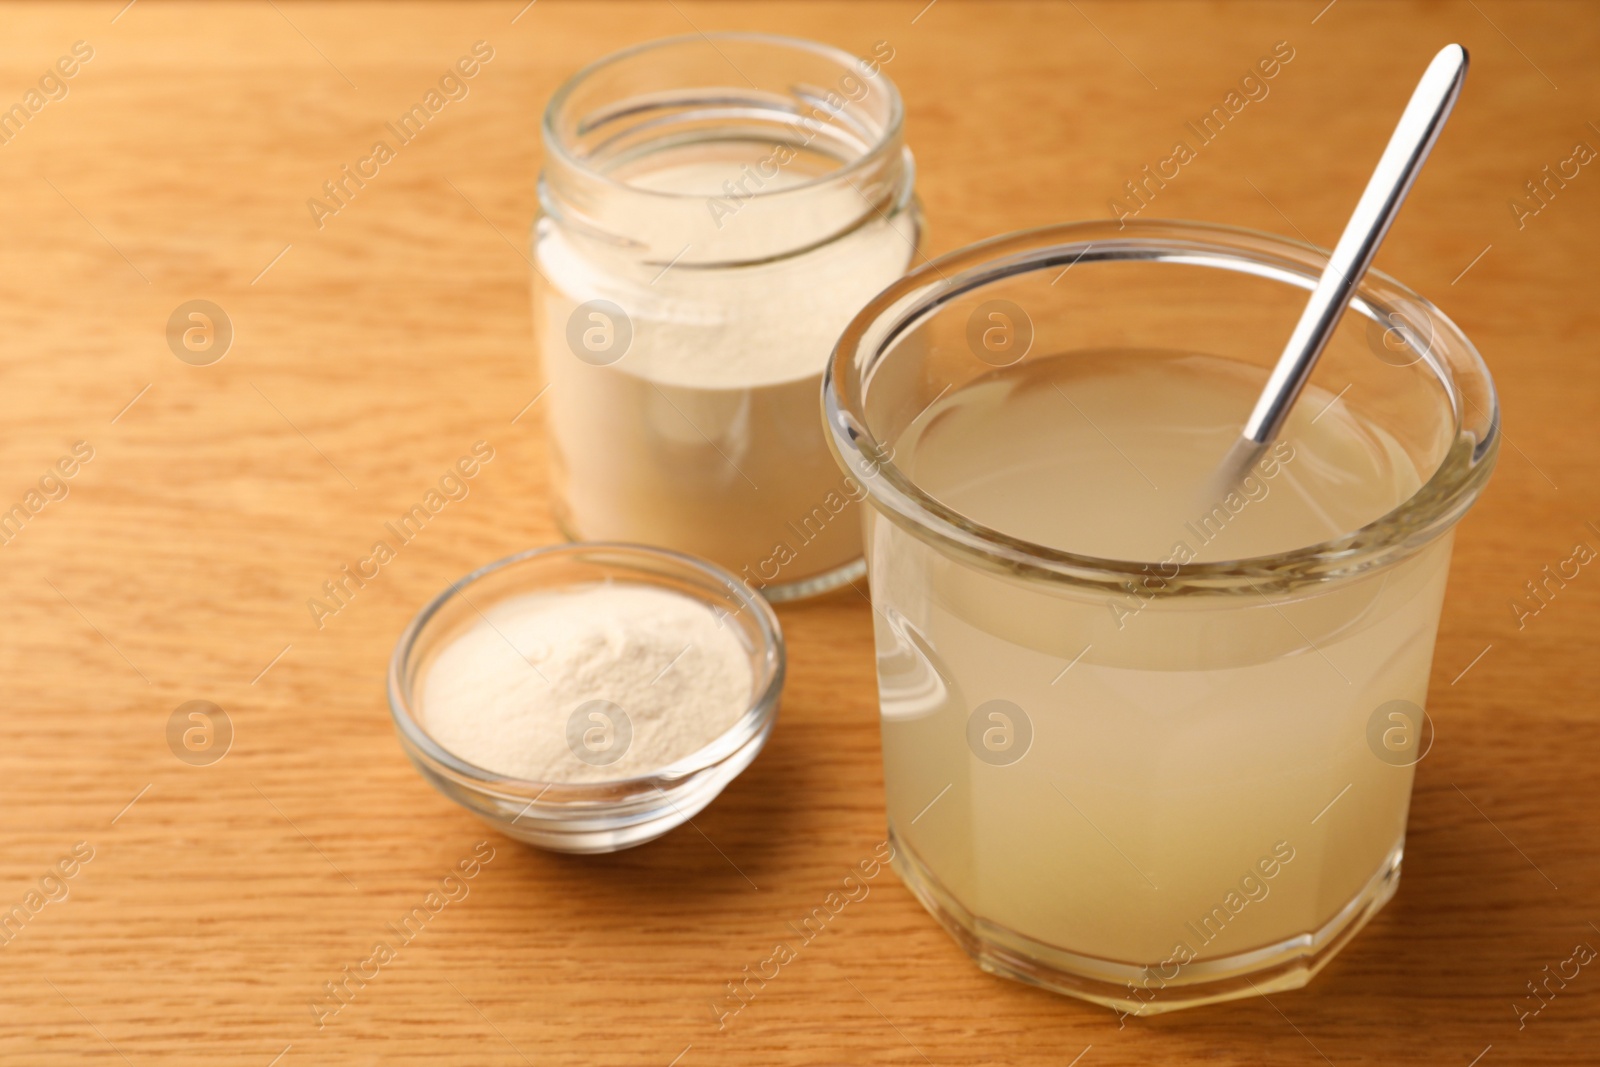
[387, 541, 785, 806]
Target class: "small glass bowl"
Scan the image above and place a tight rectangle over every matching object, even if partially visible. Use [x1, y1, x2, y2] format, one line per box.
[388, 543, 784, 854]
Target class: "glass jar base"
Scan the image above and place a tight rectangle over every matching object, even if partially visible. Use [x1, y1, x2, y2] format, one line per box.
[757, 556, 867, 602]
[888, 826, 1403, 1015]
[552, 510, 865, 602]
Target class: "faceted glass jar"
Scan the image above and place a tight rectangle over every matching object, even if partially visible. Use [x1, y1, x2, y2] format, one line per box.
[824, 220, 1499, 1014]
[533, 33, 921, 601]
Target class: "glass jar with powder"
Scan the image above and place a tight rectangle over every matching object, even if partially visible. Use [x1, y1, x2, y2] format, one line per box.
[533, 33, 920, 601]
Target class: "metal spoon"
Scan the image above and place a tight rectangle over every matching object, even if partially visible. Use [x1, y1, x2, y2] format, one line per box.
[1211, 44, 1469, 489]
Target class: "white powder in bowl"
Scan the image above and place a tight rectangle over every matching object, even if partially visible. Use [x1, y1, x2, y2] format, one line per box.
[419, 584, 755, 783]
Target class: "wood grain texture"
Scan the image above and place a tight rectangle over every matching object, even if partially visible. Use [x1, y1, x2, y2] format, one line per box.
[0, 1, 1596, 1063]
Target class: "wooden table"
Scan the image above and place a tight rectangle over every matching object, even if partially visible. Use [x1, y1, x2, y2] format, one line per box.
[2, 1, 1596, 1063]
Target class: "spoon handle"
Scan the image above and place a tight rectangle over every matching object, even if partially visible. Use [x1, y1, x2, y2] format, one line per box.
[1241, 44, 1468, 444]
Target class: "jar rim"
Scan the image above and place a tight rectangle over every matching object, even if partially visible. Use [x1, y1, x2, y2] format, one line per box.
[822, 219, 1501, 593]
[540, 31, 906, 204]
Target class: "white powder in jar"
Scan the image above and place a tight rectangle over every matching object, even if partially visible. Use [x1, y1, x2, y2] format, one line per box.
[535, 161, 916, 591]
[419, 584, 754, 783]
